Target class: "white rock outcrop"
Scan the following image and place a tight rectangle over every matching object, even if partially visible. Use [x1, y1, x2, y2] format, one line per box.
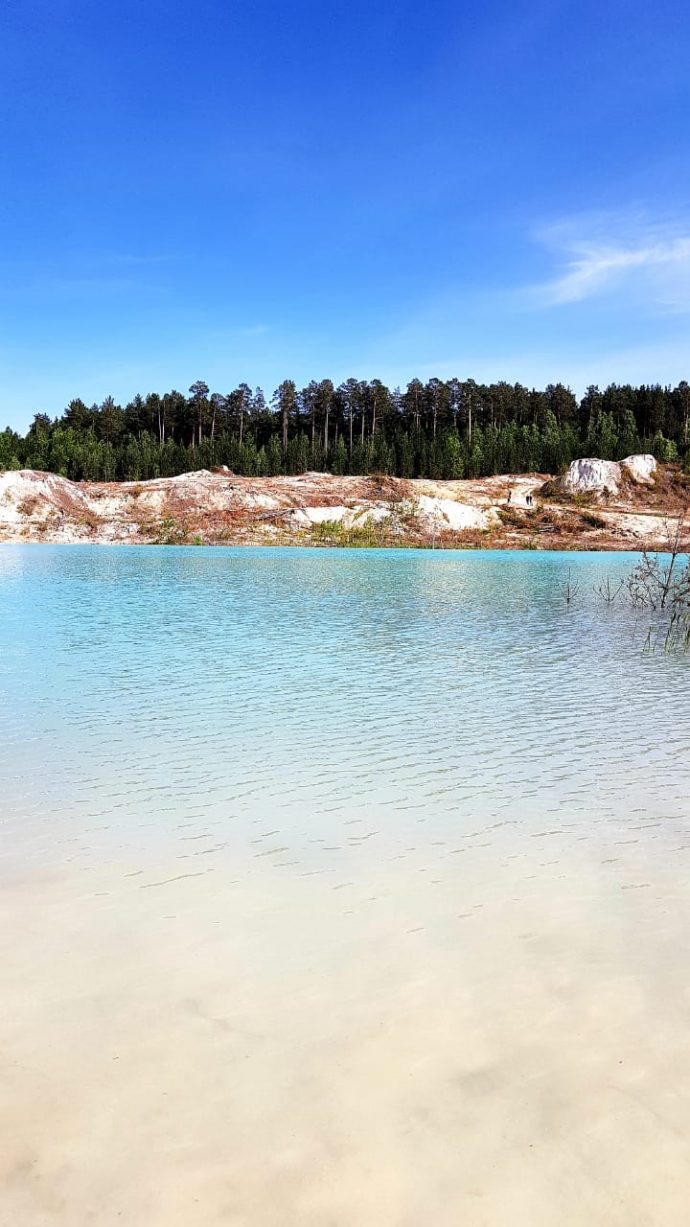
[621, 453, 657, 485]
[561, 454, 657, 496]
[417, 495, 497, 531]
[300, 505, 350, 525]
[0, 469, 88, 523]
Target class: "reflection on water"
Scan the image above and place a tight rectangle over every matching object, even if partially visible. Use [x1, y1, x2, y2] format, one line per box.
[1, 546, 690, 1225]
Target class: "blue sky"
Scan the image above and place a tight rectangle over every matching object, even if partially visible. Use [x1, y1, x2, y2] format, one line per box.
[2, 0, 690, 429]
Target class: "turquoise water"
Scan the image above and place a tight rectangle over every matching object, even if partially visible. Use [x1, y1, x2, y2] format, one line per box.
[2, 546, 690, 1225]
[2, 546, 688, 854]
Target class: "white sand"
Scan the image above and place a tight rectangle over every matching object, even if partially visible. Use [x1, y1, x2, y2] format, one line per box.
[2, 819, 690, 1226]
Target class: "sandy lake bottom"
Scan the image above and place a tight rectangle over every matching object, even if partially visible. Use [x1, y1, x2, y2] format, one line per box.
[2, 545, 690, 1226]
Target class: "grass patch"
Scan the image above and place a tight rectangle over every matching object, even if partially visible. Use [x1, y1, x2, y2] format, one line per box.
[151, 515, 189, 544]
[579, 510, 606, 529]
[312, 518, 391, 547]
[497, 505, 526, 527]
[17, 495, 40, 516]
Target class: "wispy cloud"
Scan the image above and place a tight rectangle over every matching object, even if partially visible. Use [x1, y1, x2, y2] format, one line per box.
[530, 212, 690, 310]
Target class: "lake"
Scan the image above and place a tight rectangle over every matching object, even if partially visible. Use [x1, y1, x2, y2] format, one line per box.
[2, 546, 690, 1225]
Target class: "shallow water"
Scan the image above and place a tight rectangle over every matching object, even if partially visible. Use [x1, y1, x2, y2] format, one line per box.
[1, 546, 690, 1226]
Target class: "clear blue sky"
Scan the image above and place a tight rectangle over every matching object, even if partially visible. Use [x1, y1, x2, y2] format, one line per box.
[3, 0, 690, 430]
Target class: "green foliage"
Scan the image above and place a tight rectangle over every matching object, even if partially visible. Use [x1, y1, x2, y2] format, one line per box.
[153, 516, 189, 545]
[650, 431, 678, 463]
[313, 517, 395, 548]
[4, 377, 689, 482]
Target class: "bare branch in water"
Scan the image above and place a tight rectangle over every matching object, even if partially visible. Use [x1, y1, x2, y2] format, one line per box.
[597, 501, 690, 651]
[626, 506, 690, 612]
[594, 576, 625, 605]
[561, 567, 580, 605]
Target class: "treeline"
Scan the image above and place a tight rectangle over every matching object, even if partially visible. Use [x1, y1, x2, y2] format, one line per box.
[2, 377, 689, 482]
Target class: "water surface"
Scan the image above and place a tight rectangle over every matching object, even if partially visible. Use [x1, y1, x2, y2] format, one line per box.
[2, 547, 690, 1226]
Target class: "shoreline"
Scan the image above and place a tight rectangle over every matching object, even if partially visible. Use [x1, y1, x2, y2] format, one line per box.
[0, 539, 662, 555]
